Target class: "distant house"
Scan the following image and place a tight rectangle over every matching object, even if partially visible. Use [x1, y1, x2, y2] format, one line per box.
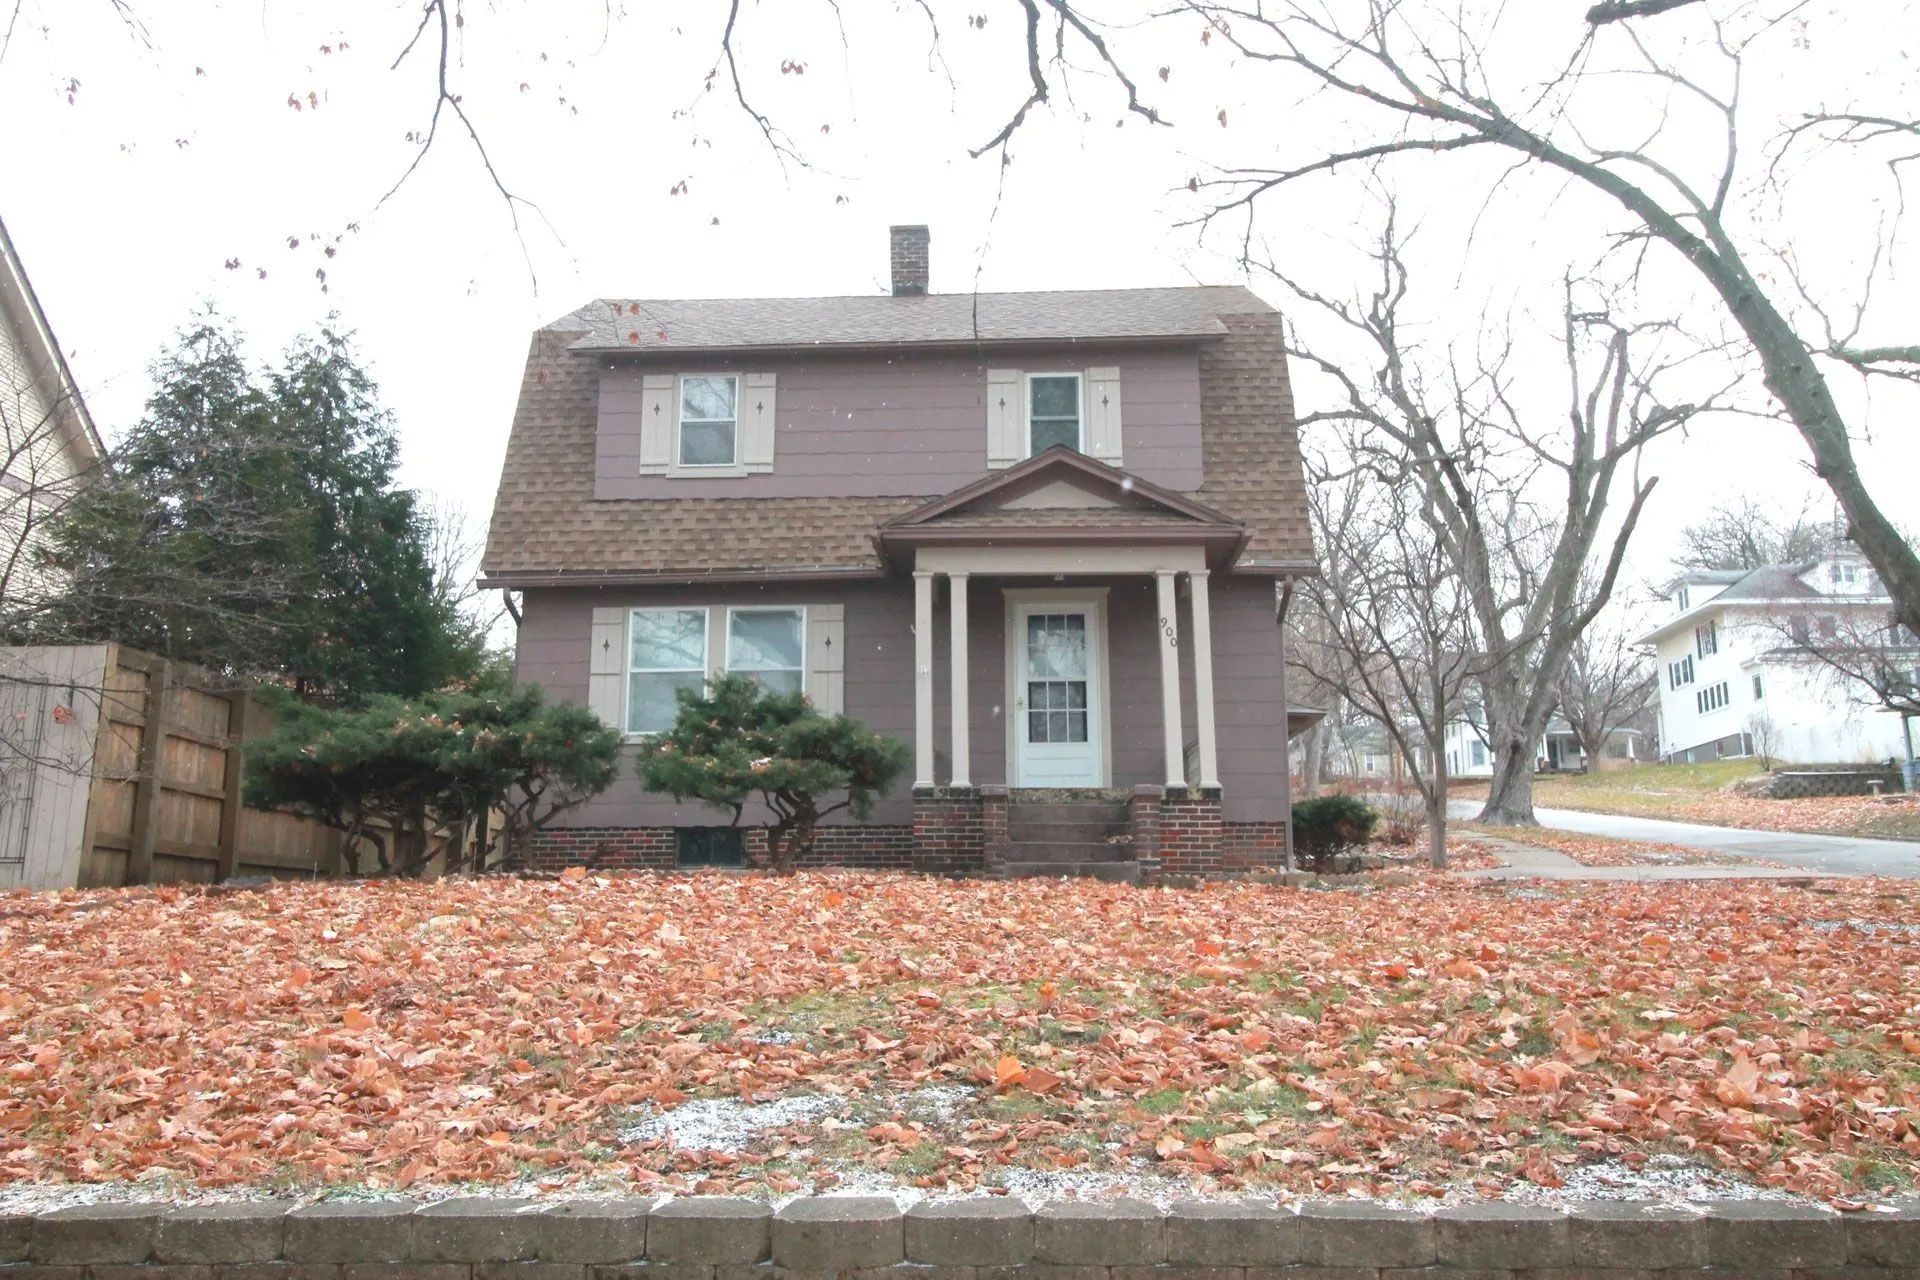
[0, 215, 104, 591]
[1637, 555, 1915, 765]
[1438, 713, 1645, 778]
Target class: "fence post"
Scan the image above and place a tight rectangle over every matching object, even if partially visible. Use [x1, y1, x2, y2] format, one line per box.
[214, 692, 249, 882]
[125, 657, 172, 886]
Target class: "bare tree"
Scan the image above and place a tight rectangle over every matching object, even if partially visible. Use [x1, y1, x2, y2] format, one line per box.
[1675, 494, 1838, 572]
[1297, 451, 1475, 868]
[1762, 604, 1920, 720]
[1554, 620, 1656, 773]
[1277, 216, 1710, 824]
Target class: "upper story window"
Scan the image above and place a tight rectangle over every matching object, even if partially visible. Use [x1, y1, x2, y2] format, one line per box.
[678, 375, 739, 468]
[628, 608, 709, 735]
[1696, 680, 1730, 715]
[1676, 586, 1691, 611]
[1695, 621, 1717, 658]
[1668, 655, 1694, 689]
[1027, 373, 1083, 455]
[727, 608, 805, 697]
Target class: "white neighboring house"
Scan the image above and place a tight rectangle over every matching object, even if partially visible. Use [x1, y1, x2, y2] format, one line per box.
[1438, 714, 1644, 778]
[1637, 556, 1916, 765]
[0, 214, 104, 597]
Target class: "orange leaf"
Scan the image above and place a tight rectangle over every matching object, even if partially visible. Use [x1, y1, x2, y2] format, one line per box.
[560, 866, 588, 881]
[995, 1054, 1026, 1088]
[1023, 1067, 1063, 1095]
[341, 1008, 373, 1032]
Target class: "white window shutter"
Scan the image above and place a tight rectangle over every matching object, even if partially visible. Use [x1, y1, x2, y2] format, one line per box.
[1087, 366, 1123, 464]
[806, 603, 845, 715]
[588, 607, 627, 730]
[639, 374, 674, 476]
[741, 371, 777, 473]
[986, 368, 1022, 469]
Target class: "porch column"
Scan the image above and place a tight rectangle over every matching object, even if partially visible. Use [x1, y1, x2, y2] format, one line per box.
[1155, 568, 1184, 788]
[1188, 569, 1221, 790]
[913, 569, 935, 787]
[949, 572, 971, 787]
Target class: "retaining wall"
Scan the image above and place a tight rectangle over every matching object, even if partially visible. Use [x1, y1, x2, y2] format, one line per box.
[4, 1195, 1918, 1280]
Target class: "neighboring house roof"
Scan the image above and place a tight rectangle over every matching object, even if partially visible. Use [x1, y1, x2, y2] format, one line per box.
[560, 287, 1258, 354]
[0, 214, 104, 464]
[1636, 560, 1874, 645]
[483, 287, 1313, 584]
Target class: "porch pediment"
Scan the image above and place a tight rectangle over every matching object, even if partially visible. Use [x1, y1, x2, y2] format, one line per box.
[875, 447, 1247, 568]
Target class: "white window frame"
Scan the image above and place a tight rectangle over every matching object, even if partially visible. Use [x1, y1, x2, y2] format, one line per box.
[625, 606, 711, 737]
[1677, 586, 1691, 611]
[1696, 680, 1730, 715]
[1024, 371, 1085, 457]
[724, 606, 807, 697]
[1696, 621, 1717, 658]
[674, 373, 743, 474]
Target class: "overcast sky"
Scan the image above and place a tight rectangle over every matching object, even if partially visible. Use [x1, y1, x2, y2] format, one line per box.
[2, 0, 1914, 609]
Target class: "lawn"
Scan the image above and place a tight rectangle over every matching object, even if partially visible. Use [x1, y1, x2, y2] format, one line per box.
[1456, 760, 1920, 841]
[2, 871, 1917, 1203]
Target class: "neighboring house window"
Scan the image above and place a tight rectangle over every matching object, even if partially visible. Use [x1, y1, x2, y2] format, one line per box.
[1470, 739, 1486, 767]
[1832, 562, 1858, 585]
[1752, 673, 1764, 700]
[726, 608, 805, 696]
[1790, 616, 1811, 644]
[1027, 373, 1083, 455]
[1696, 681, 1730, 714]
[628, 608, 709, 735]
[678, 375, 739, 467]
[1817, 614, 1838, 639]
[1668, 655, 1694, 689]
[1676, 586, 1690, 611]
[1696, 622, 1717, 657]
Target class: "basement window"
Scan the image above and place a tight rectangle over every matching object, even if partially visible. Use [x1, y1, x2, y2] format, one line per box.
[676, 827, 746, 868]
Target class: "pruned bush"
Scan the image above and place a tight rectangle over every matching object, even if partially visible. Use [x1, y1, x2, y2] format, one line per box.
[1291, 794, 1380, 873]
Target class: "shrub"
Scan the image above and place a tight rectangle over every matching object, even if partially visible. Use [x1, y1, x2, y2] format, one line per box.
[640, 674, 910, 874]
[1291, 794, 1380, 873]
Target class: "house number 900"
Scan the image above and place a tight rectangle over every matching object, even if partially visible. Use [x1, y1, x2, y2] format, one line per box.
[1159, 615, 1178, 647]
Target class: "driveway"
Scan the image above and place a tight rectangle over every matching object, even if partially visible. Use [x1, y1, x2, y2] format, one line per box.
[1448, 801, 1920, 879]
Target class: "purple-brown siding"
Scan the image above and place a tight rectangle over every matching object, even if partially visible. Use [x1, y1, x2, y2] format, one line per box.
[593, 345, 1205, 500]
[515, 573, 1291, 828]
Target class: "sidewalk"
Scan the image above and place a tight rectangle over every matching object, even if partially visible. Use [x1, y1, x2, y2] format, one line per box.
[1457, 833, 1828, 882]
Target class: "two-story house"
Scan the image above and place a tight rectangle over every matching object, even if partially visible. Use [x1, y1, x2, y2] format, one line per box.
[481, 227, 1320, 881]
[1638, 555, 1915, 765]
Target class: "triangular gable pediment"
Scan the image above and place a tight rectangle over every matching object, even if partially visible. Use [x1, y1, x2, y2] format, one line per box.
[884, 446, 1240, 529]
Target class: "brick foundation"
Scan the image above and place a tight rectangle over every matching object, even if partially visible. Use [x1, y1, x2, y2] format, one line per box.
[523, 824, 914, 872]
[910, 786, 989, 876]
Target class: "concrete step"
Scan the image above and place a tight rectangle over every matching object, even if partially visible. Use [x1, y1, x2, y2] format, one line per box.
[1006, 802, 1131, 826]
[1006, 861, 1142, 884]
[1007, 839, 1134, 863]
[1005, 819, 1131, 844]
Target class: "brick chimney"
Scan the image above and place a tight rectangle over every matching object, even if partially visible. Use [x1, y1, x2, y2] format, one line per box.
[889, 225, 930, 296]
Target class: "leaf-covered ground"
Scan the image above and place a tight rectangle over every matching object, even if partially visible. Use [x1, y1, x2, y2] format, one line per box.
[2, 871, 1917, 1203]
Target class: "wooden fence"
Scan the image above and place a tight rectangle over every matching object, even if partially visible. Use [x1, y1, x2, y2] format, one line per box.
[0, 644, 344, 889]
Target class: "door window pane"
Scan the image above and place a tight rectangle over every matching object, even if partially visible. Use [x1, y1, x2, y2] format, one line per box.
[680, 375, 739, 466]
[728, 609, 805, 697]
[1024, 613, 1089, 744]
[1028, 374, 1082, 455]
[628, 608, 708, 735]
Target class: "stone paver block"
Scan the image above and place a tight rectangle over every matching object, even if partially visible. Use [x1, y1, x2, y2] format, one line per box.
[594, 1265, 716, 1280]
[1033, 1200, 1164, 1266]
[211, 1264, 350, 1280]
[1295, 1202, 1434, 1269]
[537, 1202, 649, 1264]
[158, 1205, 289, 1264]
[32, 1203, 161, 1264]
[284, 1202, 418, 1263]
[773, 1197, 903, 1272]
[1164, 1200, 1298, 1267]
[474, 1263, 591, 1280]
[1847, 1201, 1920, 1267]
[0, 1215, 31, 1264]
[646, 1198, 770, 1265]
[1568, 1200, 1706, 1270]
[905, 1198, 1034, 1267]
[1703, 1198, 1844, 1270]
[413, 1199, 541, 1263]
[1433, 1201, 1568, 1269]
[339, 1263, 473, 1280]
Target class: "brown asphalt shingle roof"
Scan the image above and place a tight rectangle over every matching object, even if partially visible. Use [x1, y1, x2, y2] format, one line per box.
[561, 287, 1255, 353]
[483, 289, 1315, 581]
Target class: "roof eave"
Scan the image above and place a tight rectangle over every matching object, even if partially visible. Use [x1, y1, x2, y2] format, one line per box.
[572, 332, 1225, 358]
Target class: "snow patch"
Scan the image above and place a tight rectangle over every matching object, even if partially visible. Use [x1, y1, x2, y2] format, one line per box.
[1499, 1155, 1797, 1205]
[621, 1094, 845, 1154]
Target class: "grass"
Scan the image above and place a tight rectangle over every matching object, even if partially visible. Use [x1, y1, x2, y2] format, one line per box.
[1455, 759, 1920, 841]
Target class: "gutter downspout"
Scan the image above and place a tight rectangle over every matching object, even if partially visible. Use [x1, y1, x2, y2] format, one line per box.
[1277, 576, 1297, 875]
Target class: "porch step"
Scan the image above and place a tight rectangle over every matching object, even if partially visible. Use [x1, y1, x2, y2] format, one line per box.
[1005, 800, 1131, 827]
[1007, 839, 1133, 863]
[1006, 860, 1142, 884]
[1004, 819, 1131, 845]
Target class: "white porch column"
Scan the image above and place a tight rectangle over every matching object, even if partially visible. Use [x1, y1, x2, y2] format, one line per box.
[1155, 568, 1185, 788]
[1188, 569, 1221, 790]
[949, 572, 971, 787]
[913, 569, 936, 787]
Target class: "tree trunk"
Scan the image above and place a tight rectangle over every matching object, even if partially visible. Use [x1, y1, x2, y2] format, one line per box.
[1424, 785, 1448, 869]
[1300, 722, 1325, 798]
[1479, 740, 1539, 826]
[1578, 730, 1604, 775]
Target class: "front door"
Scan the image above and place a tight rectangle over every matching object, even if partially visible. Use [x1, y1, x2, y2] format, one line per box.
[1013, 605, 1103, 786]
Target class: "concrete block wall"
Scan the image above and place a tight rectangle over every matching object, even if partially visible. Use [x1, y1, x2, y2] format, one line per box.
[6, 1196, 1917, 1280]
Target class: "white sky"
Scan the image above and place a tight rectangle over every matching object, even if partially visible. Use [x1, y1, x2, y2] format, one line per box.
[1, 0, 1914, 608]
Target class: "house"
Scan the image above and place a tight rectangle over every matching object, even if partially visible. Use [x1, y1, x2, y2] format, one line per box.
[481, 226, 1321, 881]
[1439, 715, 1645, 778]
[0, 215, 104, 590]
[1638, 555, 1916, 764]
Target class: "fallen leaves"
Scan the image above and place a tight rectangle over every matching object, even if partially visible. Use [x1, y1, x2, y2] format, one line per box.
[0, 870, 1915, 1200]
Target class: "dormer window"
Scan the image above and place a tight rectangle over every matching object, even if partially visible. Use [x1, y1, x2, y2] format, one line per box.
[1027, 373, 1083, 455]
[678, 375, 739, 467]
[1676, 586, 1690, 611]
